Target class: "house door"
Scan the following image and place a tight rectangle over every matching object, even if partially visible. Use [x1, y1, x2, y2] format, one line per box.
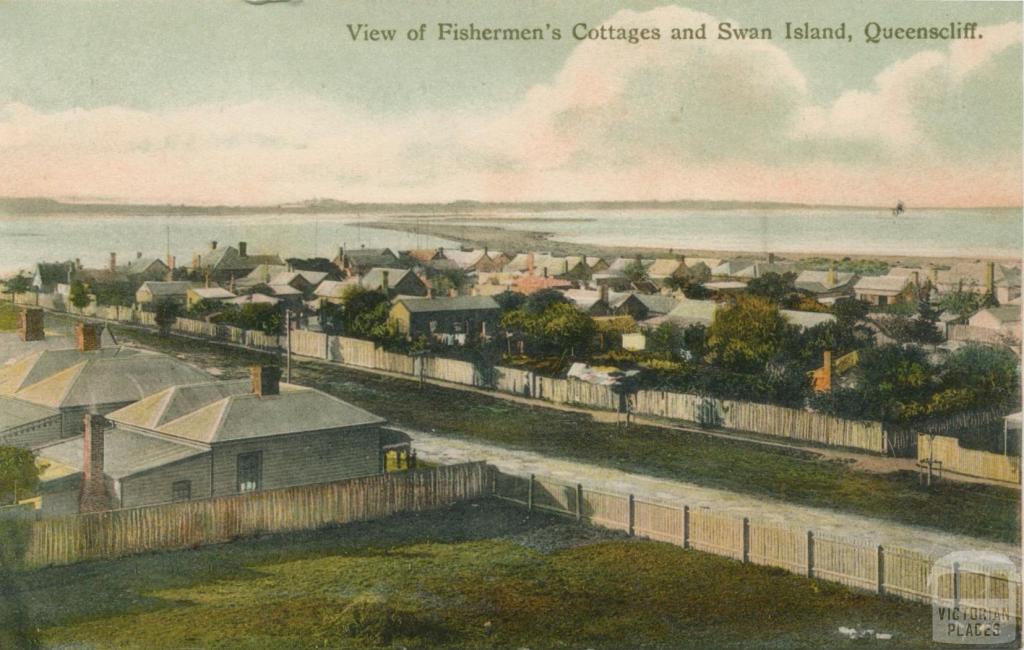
[236, 451, 263, 492]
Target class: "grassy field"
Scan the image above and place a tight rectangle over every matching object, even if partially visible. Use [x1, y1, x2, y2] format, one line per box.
[113, 325, 1021, 544]
[0, 301, 19, 331]
[7, 500, 948, 649]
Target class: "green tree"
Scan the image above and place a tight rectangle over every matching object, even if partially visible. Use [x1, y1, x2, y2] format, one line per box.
[68, 280, 90, 309]
[0, 447, 40, 504]
[154, 300, 182, 337]
[940, 344, 1019, 410]
[537, 302, 595, 357]
[853, 345, 934, 422]
[706, 296, 790, 372]
[4, 275, 32, 295]
[646, 322, 686, 361]
[746, 272, 797, 304]
[937, 289, 988, 319]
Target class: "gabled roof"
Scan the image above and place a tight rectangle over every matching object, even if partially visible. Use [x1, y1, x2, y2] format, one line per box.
[108, 379, 252, 430]
[139, 281, 192, 297]
[646, 259, 685, 278]
[607, 258, 654, 274]
[794, 270, 857, 294]
[37, 429, 207, 480]
[0, 347, 211, 409]
[269, 270, 328, 287]
[0, 327, 116, 366]
[0, 396, 59, 433]
[157, 384, 386, 444]
[34, 262, 74, 285]
[314, 279, 357, 299]
[360, 267, 416, 291]
[244, 264, 290, 283]
[854, 274, 913, 295]
[441, 249, 487, 269]
[733, 262, 795, 279]
[204, 247, 284, 273]
[630, 294, 680, 315]
[664, 300, 720, 323]
[338, 248, 399, 269]
[225, 293, 280, 306]
[188, 287, 236, 300]
[394, 296, 499, 314]
[117, 257, 167, 276]
[711, 260, 754, 276]
[974, 305, 1022, 324]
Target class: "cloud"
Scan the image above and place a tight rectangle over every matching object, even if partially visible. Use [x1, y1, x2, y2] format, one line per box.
[0, 9, 1019, 207]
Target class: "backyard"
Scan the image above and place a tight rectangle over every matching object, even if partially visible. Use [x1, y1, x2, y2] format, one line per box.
[113, 323, 1020, 544]
[8, 500, 945, 649]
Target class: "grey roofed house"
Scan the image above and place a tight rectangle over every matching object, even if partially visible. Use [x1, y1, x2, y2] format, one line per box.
[225, 293, 281, 307]
[117, 256, 169, 277]
[711, 260, 755, 277]
[733, 262, 796, 279]
[32, 261, 75, 292]
[0, 396, 60, 441]
[394, 295, 499, 313]
[631, 294, 681, 315]
[359, 267, 428, 296]
[36, 428, 207, 480]
[314, 279, 358, 300]
[606, 257, 654, 275]
[124, 382, 386, 444]
[138, 280, 192, 298]
[853, 274, 915, 296]
[794, 270, 857, 295]
[9, 351, 211, 411]
[269, 270, 329, 288]
[978, 305, 1023, 324]
[0, 347, 211, 410]
[187, 287, 236, 301]
[242, 263, 290, 284]
[335, 247, 401, 273]
[108, 379, 254, 430]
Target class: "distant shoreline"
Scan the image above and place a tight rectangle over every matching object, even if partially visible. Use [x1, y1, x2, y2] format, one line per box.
[367, 220, 1021, 267]
[1, 196, 1021, 217]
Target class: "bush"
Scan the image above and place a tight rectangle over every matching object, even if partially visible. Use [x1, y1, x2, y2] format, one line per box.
[329, 594, 449, 646]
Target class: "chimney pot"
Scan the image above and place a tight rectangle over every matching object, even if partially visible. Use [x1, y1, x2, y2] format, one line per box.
[210, 240, 218, 251]
[238, 241, 248, 258]
[19, 308, 45, 342]
[250, 365, 282, 396]
[381, 270, 390, 295]
[75, 323, 101, 352]
[109, 252, 117, 273]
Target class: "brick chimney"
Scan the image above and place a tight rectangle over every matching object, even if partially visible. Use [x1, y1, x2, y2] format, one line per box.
[19, 307, 45, 342]
[79, 413, 110, 513]
[109, 252, 117, 272]
[827, 263, 837, 287]
[911, 271, 920, 287]
[677, 254, 686, 265]
[985, 262, 995, 295]
[76, 323, 102, 352]
[74, 258, 81, 271]
[209, 240, 218, 251]
[928, 265, 938, 284]
[599, 285, 609, 304]
[527, 253, 535, 276]
[251, 365, 281, 397]
[381, 270, 390, 295]
[192, 253, 201, 270]
[136, 251, 142, 259]
[238, 241, 248, 258]
[768, 252, 776, 265]
[822, 349, 832, 390]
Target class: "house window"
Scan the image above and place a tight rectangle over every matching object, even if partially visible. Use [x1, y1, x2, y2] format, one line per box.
[171, 480, 191, 502]
[236, 451, 263, 493]
[878, 296, 888, 306]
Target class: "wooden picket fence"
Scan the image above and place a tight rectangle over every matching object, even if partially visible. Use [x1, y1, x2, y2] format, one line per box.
[19, 462, 490, 568]
[5, 295, 999, 458]
[493, 471, 1021, 615]
[919, 434, 1021, 484]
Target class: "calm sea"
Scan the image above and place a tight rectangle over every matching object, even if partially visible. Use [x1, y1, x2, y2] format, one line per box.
[0, 207, 1020, 274]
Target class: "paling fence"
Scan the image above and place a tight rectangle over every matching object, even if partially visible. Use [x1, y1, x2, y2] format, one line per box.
[6, 295, 999, 458]
[919, 434, 1021, 485]
[18, 462, 489, 568]
[948, 324, 1016, 347]
[493, 470, 1021, 616]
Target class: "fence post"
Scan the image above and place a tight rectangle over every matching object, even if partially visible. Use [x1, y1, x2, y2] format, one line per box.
[627, 494, 635, 536]
[527, 474, 534, 512]
[953, 561, 961, 609]
[575, 484, 583, 522]
[742, 517, 750, 563]
[806, 531, 814, 578]
[877, 545, 885, 595]
[682, 505, 690, 549]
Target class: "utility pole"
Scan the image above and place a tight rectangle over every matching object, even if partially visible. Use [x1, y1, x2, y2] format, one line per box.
[285, 308, 292, 383]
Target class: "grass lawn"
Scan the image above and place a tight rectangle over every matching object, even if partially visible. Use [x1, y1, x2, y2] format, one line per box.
[7, 501, 946, 649]
[112, 325, 1021, 545]
[0, 301, 20, 331]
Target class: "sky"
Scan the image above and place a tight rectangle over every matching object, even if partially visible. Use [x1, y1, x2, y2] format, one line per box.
[0, 0, 1021, 207]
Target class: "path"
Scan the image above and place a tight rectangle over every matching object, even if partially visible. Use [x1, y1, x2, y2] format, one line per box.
[402, 427, 1020, 562]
